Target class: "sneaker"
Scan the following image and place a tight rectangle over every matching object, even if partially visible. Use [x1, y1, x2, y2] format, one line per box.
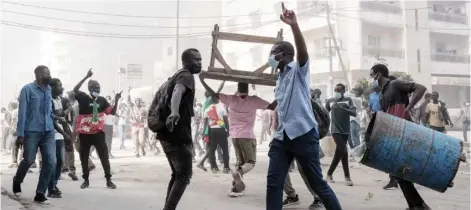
[223, 168, 231, 174]
[80, 180, 90, 189]
[211, 168, 219, 174]
[34, 193, 50, 204]
[62, 168, 69, 173]
[282, 194, 300, 207]
[231, 171, 246, 192]
[326, 175, 335, 183]
[109, 154, 115, 159]
[406, 203, 431, 210]
[68, 171, 79, 181]
[53, 186, 62, 195]
[12, 180, 21, 197]
[228, 188, 243, 198]
[142, 151, 146, 156]
[106, 180, 117, 189]
[47, 189, 62, 198]
[136, 154, 140, 158]
[309, 199, 324, 210]
[345, 177, 354, 186]
[196, 164, 207, 172]
[448, 181, 454, 188]
[383, 179, 398, 190]
[8, 163, 18, 168]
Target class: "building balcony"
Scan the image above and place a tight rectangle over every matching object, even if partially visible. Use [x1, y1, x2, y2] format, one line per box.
[359, 1, 402, 14]
[313, 48, 336, 60]
[362, 47, 404, 58]
[429, 11, 468, 25]
[431, 53, 470, 64]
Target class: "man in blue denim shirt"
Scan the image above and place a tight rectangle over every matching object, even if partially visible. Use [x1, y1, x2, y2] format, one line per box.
[266, 4, 341, 210]
[13, 65, 56, 205]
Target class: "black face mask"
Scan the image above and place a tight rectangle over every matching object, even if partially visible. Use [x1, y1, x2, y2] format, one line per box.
[42, 76, 52, 85]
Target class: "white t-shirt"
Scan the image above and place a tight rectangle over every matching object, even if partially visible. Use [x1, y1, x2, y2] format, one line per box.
[204, 103, 228, 128]
[105, 115, 114, 125]
[52, 98, 64, 140]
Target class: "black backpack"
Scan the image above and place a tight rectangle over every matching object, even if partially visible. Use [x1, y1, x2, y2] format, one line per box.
[147, 69, 186, 132]
[311, 99, 330, 139]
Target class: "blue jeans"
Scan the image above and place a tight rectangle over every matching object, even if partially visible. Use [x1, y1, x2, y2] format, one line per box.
[267, 129, 341, 210]
[119, 125, 126, 148]
[14, 131, 56, 195]
[48, 140, 64, 192]
[348, 121, 361, 149]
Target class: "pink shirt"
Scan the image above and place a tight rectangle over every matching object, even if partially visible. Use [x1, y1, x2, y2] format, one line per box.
[219, 94, 270, 139]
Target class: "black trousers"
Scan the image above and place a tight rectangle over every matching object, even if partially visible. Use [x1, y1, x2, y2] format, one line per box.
[207, 128, 229, 169]
[160, 140, 193, 210]
[327, 133, 350, 178]
[79, 132, 112, 180]
[389, 174, 425, 207]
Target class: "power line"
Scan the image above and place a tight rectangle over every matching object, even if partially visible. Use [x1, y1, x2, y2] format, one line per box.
[0, 9, 280, 29]
[1, 1, 278, 19]
[0, 19, 280, 39]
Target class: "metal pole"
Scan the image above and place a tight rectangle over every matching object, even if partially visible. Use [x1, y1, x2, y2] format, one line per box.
[175, 0, 180, 70]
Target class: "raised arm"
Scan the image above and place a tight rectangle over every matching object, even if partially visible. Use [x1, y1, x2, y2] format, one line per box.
[74, 69, 93, 93]
[281, 2, 308, 66]
[199, 75, 225, 99]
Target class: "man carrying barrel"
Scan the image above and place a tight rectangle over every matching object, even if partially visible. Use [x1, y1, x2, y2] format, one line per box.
[370, 64, 429, 210]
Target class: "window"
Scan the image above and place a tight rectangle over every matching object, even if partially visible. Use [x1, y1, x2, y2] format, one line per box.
[368, 35, 381, 48]
[436, 42, 446, 53]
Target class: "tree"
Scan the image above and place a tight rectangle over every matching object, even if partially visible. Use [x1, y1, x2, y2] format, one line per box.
[351, 71, 414, 104]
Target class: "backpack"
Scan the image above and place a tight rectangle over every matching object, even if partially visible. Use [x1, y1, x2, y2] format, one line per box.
[147, 69, 186, 132]
[311, 99, 330, 139]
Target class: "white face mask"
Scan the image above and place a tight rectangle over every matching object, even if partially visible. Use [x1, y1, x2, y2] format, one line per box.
[334, 92, 342, 99]
[91, 92, 99, 97]
[268, 54, 280, 69]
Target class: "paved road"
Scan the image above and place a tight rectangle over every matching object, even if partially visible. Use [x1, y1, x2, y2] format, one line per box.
[1, 139, 469, 210]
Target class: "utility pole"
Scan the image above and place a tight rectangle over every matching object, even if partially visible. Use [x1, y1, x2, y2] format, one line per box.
[327, 34, 334, 97]
[325, 2, 350, 87]
[175, 0, 180, 70]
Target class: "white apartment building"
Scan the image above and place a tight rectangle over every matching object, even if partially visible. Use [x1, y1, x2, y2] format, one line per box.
[221, 0, 470, 107]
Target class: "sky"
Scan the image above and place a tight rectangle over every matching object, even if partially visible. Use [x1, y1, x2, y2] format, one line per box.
[0, 1, 225, 107]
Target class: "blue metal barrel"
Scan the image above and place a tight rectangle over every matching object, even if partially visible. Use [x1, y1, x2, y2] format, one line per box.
[360, 111, 463, 192]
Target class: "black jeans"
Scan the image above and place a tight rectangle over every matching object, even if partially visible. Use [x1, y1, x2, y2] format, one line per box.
[327, 133, 350, 178]
[207, 128, 229, 169]
[160, 141, 193, 210]
[79, 132, 112, 180]
[389, 174, 425, 207]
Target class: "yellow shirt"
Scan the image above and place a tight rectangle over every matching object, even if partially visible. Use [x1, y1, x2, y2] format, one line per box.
[426, 102, 443, 127]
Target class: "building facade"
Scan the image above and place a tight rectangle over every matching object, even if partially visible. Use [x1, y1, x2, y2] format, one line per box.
[221, 0, 470, 107]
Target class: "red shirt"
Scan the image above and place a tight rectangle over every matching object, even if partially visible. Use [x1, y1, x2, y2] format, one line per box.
[74, 91, 113, 134]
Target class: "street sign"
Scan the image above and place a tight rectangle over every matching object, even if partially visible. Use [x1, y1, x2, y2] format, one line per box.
[126, 64, 143, 79]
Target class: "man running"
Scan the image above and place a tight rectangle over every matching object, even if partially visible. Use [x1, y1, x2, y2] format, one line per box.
[73, 69, 120, 189]
[266, 4, 341, 210]
[200, 80, 275, 197]
[370, 63, 429, 209]
[12, 65, 56, 204]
